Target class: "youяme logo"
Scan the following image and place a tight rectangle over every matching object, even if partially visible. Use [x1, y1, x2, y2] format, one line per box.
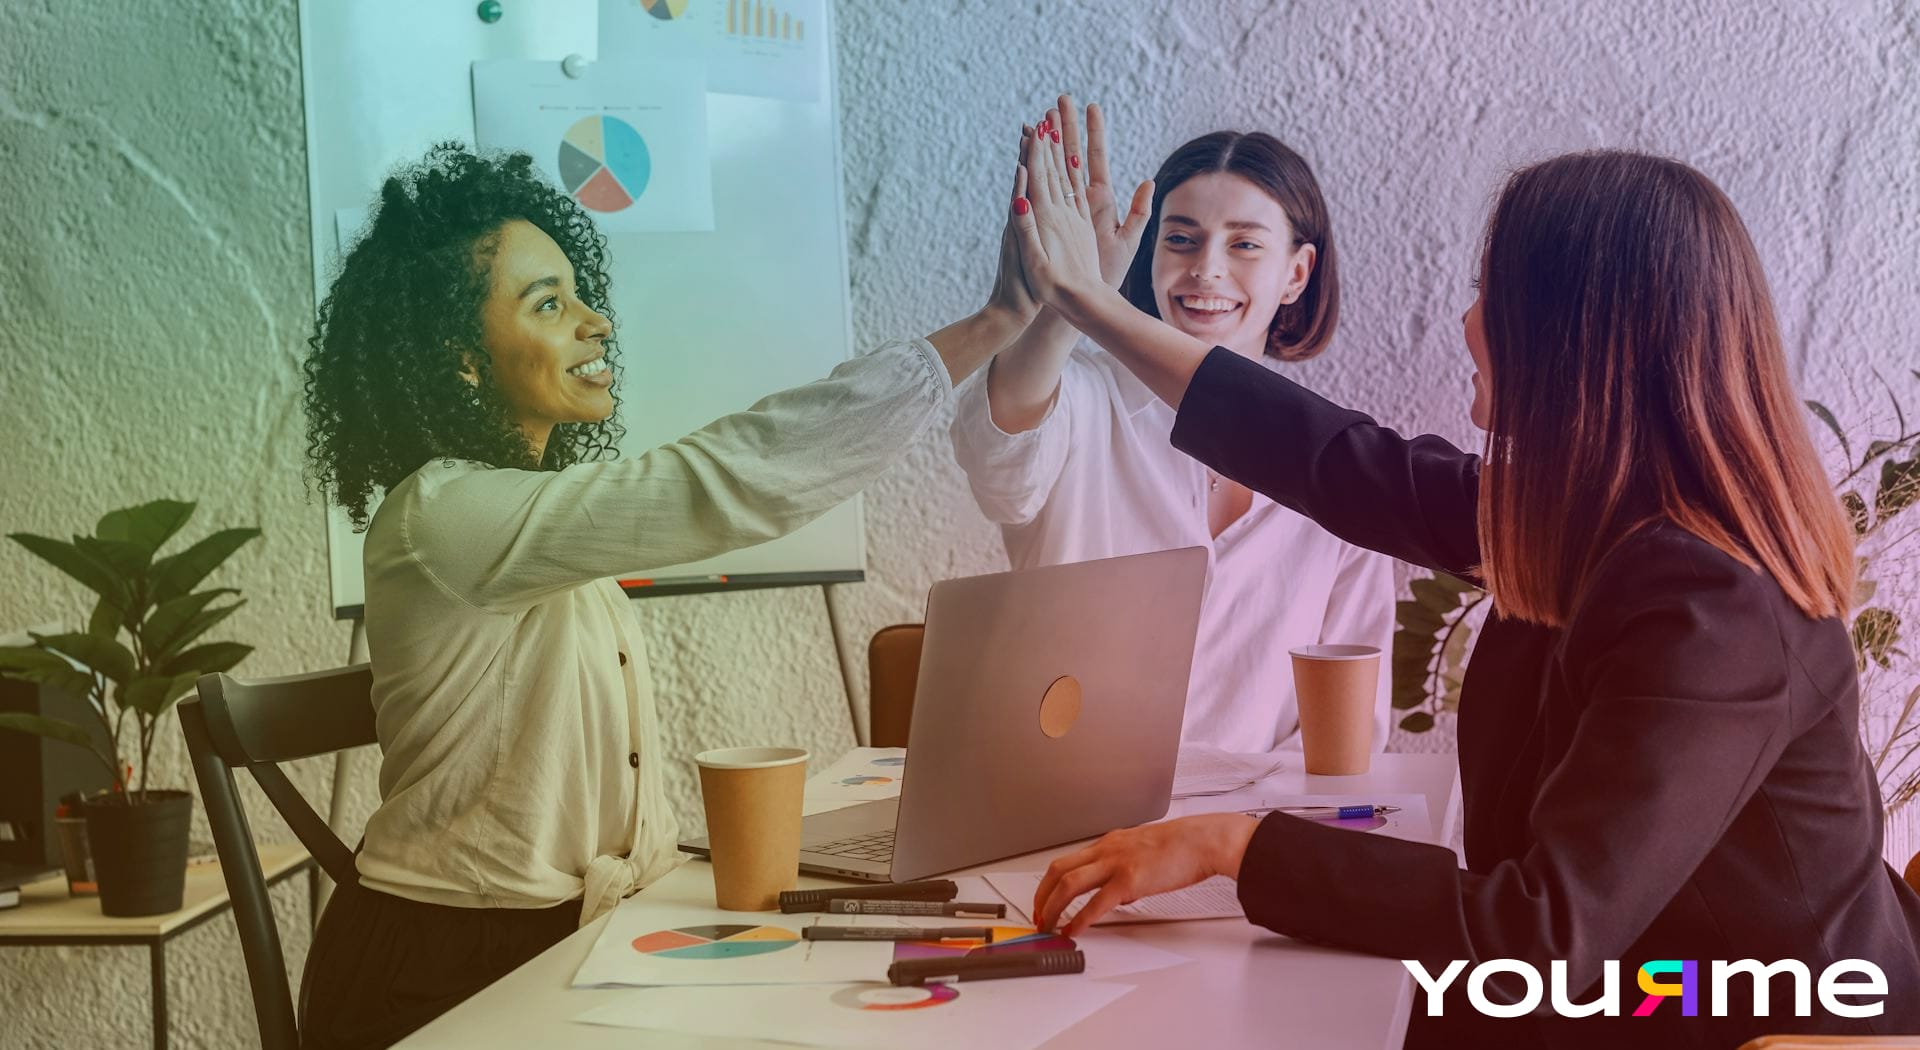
[1403, 958, 1888, 1019]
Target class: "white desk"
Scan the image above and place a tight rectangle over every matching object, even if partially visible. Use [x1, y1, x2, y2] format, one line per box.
[399, 753, 1460, 1049]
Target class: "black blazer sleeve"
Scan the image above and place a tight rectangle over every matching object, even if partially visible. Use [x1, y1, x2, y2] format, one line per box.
[1168, 346, 1482, 580]
[1233, 532, 1797, 995]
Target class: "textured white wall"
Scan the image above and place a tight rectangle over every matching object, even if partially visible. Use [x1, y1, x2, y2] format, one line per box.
[1, 0, 1915, 1044]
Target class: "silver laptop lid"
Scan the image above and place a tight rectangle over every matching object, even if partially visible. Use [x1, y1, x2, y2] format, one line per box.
[888, 546, 1208, 882]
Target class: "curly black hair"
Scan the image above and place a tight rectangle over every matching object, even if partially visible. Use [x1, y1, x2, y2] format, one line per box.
[302, 142, 625, 529]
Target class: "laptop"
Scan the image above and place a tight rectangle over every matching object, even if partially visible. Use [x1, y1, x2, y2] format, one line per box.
[679, 546, 1208, 881]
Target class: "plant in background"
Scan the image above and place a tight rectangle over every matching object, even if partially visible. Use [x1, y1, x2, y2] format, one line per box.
[1392, 371, 1920, 753]
[0, 499, 260, 804]
[1390, 571, 1485, 733]
[1809, 372, 1920, 808]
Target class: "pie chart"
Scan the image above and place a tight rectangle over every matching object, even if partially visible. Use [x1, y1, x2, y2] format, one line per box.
[832, 983, 960, 1012]
[631, 924, 799, 959]
[644, 0, 689, 18]
[559, 115, 651, 213]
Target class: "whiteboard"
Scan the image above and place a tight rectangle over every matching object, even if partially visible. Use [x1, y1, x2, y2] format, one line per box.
[299, 0, 863, 618]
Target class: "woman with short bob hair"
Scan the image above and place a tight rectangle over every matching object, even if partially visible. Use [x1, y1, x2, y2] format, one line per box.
[951, 102, 1394, 755]
[1011, 121, 1920, 1047]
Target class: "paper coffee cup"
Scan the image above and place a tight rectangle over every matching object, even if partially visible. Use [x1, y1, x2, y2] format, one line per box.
[695, 747, 809, 911]
[1291, 645, 1379, 775]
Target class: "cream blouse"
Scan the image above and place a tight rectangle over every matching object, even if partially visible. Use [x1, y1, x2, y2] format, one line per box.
[355, 338, 951, 924]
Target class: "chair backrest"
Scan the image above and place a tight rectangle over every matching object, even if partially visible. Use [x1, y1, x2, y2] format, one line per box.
[867, 624, 924, 748]
[178, 664, 376, 1050]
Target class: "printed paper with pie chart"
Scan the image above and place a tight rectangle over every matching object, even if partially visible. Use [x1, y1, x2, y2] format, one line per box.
[572, 900, 884, 988]
[598, 0, 826, 102]
[473, 58, 713, 233]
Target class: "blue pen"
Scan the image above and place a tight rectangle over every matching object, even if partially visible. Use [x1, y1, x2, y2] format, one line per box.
[1246, 804, 1400, 820]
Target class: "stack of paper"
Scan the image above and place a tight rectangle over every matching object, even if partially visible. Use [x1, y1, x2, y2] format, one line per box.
[1170, 746, 1293, 798]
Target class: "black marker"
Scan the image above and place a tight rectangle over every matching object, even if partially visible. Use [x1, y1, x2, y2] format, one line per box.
[802, 925, 996, 942]
[778, 879, 958, 914]
[828, 899, 1006, 918]
[888, 950, 1086, 985]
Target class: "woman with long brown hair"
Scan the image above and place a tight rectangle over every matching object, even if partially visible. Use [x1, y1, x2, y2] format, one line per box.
[1010, 111, 1920, 1046]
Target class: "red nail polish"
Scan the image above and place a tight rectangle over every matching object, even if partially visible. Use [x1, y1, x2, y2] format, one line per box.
[1014, 197, 1030, 215]
[1051, 129, 1061, 143]
[1069, 155, 1081, 168]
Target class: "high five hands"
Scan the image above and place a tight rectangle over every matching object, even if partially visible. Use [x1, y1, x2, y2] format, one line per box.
[986, 95, 1154, 328]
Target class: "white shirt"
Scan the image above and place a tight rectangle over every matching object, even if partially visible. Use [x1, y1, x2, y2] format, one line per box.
[951, 341, 1397, 754]
[357, 338, 952, 924]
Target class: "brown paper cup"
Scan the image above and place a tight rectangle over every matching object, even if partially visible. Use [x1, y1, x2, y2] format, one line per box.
[695, 747, 809, 911]
[1291, 645, 1380, 775]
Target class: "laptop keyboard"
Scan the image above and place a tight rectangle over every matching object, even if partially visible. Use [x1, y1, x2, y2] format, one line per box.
[809, 829, 895, 863]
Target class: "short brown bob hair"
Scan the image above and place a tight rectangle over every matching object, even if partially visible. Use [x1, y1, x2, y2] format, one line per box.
[1121, 131, 1339, 362]
[1476, 150, 1854, 626]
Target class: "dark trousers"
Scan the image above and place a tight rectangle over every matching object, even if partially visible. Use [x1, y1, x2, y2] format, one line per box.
[300, 881, 579, 1050]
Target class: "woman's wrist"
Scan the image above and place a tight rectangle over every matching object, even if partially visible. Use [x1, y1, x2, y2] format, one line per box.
[1211, 813, 1261, 879]
[1053, 280, 1129, 336]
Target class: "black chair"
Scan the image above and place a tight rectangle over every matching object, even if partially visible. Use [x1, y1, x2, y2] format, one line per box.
[178, 665, 375, 1050]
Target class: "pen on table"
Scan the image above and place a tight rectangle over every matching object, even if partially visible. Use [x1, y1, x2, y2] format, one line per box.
[827, 899, 1007, 918]
[1244, 804, 1401, 820]
[888, 950, 1085, 986]
[778, 879, 958, 913]
[802, 925, 996, 942]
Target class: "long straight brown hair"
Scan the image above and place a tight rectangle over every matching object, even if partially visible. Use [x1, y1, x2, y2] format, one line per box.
[1477, 150, 1854, 626]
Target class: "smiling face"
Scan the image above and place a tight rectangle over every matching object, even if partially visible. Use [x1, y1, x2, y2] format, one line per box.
[475, 219, 615, 456]
[1150, 172, 1316, 358]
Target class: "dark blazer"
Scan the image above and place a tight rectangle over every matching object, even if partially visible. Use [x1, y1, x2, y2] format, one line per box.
[1169, 347, 1920, 1048]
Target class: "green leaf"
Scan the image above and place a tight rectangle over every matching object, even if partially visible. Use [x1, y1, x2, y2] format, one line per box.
[158, 642, 251, 677]
[1441, 620, 1474, 674]
[145, 599, 244, 660]
[1411, 577, 1461, 615]
[87, 595, 123, 637]
[0, 648, 98, 699]
[0, 712, 99, 753]
[1433, 572, 1479, 595]
[1865, 440, 1898, 469]
[1854, 607, 1901, 672]
[1806, 401, 1851, 463]
[7, 532, 125, 604]
[72, 536, 151, 581]
[30, 632, 135, 685]
[1394, 599, 1445, 636]
[140, 589, 235, 657]
[1440, 672, 1465, 712]
[1855, 577, 1879, 608]
[123, 672, 204, 716]
[149, 528, 260, 603]
[1398, 712, 1436, 733]
[0, 645, 72, 675]
[1875, 457, 1919, 521]
[1843, 491, 1871, 536]
[95, 500, 194, 558]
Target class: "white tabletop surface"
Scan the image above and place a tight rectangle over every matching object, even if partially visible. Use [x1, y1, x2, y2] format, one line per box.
[397, 752, 1460, 1050]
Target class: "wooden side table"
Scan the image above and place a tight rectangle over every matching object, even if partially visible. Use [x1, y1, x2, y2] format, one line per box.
[0, 841, 313, 1050]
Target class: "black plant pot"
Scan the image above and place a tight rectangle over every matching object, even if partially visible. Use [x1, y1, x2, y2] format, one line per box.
[81, 790, 192, 917]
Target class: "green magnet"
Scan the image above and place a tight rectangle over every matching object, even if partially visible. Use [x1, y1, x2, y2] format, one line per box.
[477, 1, 503, 24]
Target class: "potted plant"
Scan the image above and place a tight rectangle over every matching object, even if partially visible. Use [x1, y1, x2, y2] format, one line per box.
[0, 500, 258, 916]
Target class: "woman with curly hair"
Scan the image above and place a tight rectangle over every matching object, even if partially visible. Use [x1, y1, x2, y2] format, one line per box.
[298, 142, 1039, 1048]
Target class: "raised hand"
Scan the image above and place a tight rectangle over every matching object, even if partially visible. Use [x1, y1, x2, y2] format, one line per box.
[985, 155, 1042, 327]
[1010, 108, 1105, 311]
[1054, 96, 1154, 289]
